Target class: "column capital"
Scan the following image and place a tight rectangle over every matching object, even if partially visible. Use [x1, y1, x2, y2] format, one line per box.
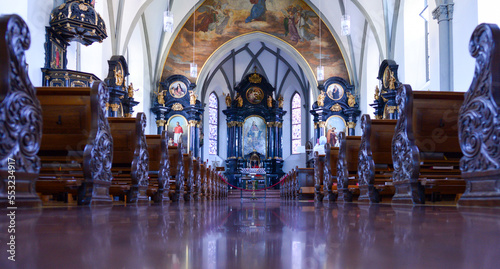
[432, 3, 454, 23]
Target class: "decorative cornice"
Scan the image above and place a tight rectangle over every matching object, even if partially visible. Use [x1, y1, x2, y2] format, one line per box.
[172, 103, 183, 111]
[330, 103, 342, 112]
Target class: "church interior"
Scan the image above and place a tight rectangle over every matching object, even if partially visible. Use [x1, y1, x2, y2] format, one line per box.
[1, 0, 500, 268]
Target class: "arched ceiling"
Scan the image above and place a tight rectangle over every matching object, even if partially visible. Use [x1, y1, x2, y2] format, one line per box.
[98, 0, 399, 90]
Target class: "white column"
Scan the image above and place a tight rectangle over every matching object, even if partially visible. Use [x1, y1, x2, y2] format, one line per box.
[432, 0, 454, 91]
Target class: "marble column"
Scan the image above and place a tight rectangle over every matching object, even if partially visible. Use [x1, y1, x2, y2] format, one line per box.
[433, 0, 454, 91]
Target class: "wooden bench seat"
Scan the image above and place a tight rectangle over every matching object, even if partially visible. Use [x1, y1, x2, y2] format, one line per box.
[36, 83, 113, 205]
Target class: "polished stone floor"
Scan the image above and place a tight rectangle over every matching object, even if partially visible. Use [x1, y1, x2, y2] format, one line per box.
[1, 201, 500, 269]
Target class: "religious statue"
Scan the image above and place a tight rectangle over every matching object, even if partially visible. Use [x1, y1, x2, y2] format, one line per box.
[114, 67, 123, 86]
[267, 95, 273, 108]
[236, 93, 243, 107]
[189, 90, 198, 105]
[127, 83, 135, 98]
[155, 90, 166, 106]
[347, 91, 356, 107]
[317, 90, 325, 107]
[278, 94, 284, 108]
[224, 93, 231, 107]
[389, 70, 397, 90]
[374, 85, 380, 100]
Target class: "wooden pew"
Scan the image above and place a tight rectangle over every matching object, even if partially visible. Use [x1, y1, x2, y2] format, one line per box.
[199, 162, 207, 201]
[313, 152, 325, 202]
[392, 84, 464, 204]
[457, 23, 500, 206]
[0, 15, 44, 207]
[147, 131, 171, 204]
[296, 168, 314, 200]
[357, 115, 397, 203]
[108, 113, 150, 204]
[323, 145, 340, 201]
[36, 82, 113, 205]
[192, 157, 201, 201]
[183, 152, 194, 201]
[172, 145, 185, 202]
[335, 132, 361, 202]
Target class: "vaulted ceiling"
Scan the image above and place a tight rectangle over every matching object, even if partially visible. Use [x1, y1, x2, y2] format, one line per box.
[101, 0, 401, 90]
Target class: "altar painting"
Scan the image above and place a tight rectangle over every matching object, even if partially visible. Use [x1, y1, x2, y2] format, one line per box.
[243, 116, 266, 156]
[325, 115, 346, 147]
[167, 116, 188, 147]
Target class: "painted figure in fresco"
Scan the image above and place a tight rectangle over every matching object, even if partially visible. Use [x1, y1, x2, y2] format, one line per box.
[197, 3, 230, 34]
[174, 83, 185, 97]
[296, 6, 316, 41]
[245, 0, 267, 23]
[283, 6, 300, 42]
[173, 122, 183, 145]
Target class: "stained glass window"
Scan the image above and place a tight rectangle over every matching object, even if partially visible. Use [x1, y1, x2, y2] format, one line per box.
[292, 93, 301, 154]
[209, 93, 218, 155]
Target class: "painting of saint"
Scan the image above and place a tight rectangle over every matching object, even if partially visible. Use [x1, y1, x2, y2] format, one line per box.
[246, 86, 264, 104]
[167, 116, 188, 147]
[326, 116, 346, 147]
[326, 83, 344, 101]
[169, 81, 187, 98]
[245, 0, 267, 23]
[243, 116, 266, 156]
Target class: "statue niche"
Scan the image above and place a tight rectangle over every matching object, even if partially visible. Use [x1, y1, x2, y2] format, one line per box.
[222, 71, 286, 187]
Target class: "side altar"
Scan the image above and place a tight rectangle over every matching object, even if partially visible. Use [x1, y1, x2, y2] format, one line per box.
[223, 71, 286, 187]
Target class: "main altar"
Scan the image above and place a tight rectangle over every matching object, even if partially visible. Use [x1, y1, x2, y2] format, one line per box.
[223, 71, 286, 187]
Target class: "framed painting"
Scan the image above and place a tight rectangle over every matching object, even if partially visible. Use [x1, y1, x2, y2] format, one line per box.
[167, 115, 188, 147]
[169, 81, 188, 98]
[383, 66, 391, 89]
[246, 86, 264, 104]
[326, 83, 344, 101]
[325, 115, 346, 147]
[243, 116, 267, 156]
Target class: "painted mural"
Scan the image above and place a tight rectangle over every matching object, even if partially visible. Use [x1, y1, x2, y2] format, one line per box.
[325, 115, 346, 147]
[162, 0, 348, 82]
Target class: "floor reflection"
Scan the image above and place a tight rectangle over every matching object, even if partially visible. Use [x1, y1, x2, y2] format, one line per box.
[1, 201, 500, 268]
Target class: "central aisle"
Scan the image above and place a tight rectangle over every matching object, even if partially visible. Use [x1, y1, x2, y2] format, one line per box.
[2, 201, 500, 268]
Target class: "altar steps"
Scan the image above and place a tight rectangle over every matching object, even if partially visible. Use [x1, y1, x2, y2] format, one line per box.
[228, 189, 281, 200]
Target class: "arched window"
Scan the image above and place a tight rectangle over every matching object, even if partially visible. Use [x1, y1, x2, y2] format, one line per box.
[209, 92, 218, 155]
[291, 93, 301, 154]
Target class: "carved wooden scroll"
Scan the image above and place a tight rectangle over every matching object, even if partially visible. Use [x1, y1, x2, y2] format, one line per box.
[194, 157, 201, 201]
[313, 152, 324, 202]
[336, 132, 352, 202]
[0, 15, 43, 207]
[184, 153, 194, 202]
[358, 114, 379, 203]
[458, 23, 500, 206]
[200, 162, 206, 201]
[154, 131, 171, 204]
[323, 144, 336, 202]
[173, 144, 185, 202]
[391, 84, 423, 204]
[79, 81, 113, 205]
[129, 113, 149, 204]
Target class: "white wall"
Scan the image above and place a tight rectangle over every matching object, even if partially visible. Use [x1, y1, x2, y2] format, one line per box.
[453, 0, 478, 92]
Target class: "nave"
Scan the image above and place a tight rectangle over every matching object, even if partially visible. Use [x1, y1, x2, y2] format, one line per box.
[2, 201, 500, 269]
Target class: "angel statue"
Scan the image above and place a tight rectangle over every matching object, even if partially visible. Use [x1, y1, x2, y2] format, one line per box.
[189, 90, 198, 105]
[154, 90, 166, 106]
[127, 83, 139, 98]
[278, 95, 284, 108]
[374, 85, 380, 100]
[347, 91, 356, 107]
[224, 93, 232, 108]
[197, 3, 230, 35]
[317, 90, 326, 107]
